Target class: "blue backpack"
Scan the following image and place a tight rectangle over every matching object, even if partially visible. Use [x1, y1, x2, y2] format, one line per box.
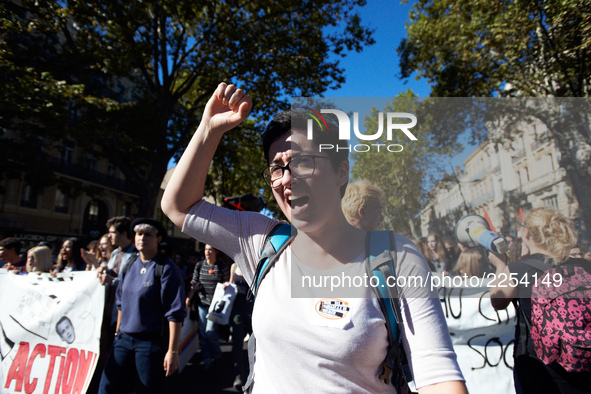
[244, 223, 412, 393]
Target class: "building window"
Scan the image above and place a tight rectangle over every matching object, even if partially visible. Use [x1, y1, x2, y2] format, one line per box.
[20, 185, 37, 208]
[542, 196, 559, 210]
[61, 139, 75, 165]
[108, 162, 117, 177]
[55, 187, 70, 213]
[546, 154, 554, 172]
[519, 167, 529, 185]
[122, 202, 132, 217]
[86, 152, 98, 171]
[88, 200, 100, 220]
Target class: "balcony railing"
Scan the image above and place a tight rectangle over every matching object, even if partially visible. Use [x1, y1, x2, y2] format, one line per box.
[48, 157, 136, 195]
[512, 150, 526, 162]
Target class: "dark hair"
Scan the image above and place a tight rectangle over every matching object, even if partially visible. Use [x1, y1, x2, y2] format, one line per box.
[67, 237, 86, 270]
[262, 110, 349, 197]
[106, 216, 133, 239]
[0, 237, 22, 254]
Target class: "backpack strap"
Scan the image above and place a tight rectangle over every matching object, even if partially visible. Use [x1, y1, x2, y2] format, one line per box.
[153, 254, 168, 336]
[120, 252, 165, 281]
[518, 258, 552, 273]
[243, 222, 296, 393]
[154, 254, 166, 279]
[366, 230, 411, 394]
[512, 255, 552, 357]
[248, 222, 296, 299]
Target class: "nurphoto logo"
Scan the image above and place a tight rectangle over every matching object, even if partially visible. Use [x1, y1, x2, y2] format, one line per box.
[306, 108, 418, 153]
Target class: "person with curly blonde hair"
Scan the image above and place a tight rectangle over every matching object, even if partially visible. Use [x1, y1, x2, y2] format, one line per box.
[489, 207, 587, 393]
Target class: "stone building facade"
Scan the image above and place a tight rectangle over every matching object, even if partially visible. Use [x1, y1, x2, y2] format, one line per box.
[421, 119, 579, 239]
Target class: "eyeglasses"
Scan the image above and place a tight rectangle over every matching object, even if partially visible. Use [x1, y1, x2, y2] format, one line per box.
[262, 155, 331, 188]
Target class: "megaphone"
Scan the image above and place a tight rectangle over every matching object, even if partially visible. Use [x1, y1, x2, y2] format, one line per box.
[455, 214, 509, 254]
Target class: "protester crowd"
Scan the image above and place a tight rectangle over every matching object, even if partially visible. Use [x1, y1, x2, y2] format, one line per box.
[2, 84, 591, 394]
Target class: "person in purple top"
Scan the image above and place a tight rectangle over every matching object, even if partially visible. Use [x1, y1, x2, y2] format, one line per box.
[98, 218, 186, 394]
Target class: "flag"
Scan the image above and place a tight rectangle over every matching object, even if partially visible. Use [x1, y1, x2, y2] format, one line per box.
[223, 193, 266, 212]
[482, 208, 497, 233]
[517, 207, 524, 238]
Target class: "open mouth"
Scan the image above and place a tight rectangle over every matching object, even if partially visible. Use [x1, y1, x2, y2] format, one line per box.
[288, 194, 309, 207]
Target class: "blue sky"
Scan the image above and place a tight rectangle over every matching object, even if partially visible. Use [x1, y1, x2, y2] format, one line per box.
[322, 0, 476, 171]
[324, 0, 431, 98]
[168, 1, 476, 172]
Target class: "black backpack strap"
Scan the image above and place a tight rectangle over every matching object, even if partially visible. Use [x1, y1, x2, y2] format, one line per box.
[243, 223, 296, 393]
[154, 254, 165, 279]
[192, 260, 203, 283]
[518, 258, 552, 273]
[512, 256, 551, 358]
[366, 231, 411, 394]
[153, 254, 168, 336]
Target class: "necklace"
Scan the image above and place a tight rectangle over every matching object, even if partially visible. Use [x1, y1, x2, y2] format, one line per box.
[140, 261, 148, 274]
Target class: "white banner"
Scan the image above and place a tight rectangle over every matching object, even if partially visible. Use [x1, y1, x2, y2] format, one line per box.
[0, 270, 517, 393]
[437, 279, 516, 394]
[0, 271, 104, 394]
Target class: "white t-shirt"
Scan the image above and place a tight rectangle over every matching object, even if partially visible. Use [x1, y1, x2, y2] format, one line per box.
[183, 200, 464, 393]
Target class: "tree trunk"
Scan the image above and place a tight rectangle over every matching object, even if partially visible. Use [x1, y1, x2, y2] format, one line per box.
[131, 157, 170, 218]
[561, 159, 591, 241]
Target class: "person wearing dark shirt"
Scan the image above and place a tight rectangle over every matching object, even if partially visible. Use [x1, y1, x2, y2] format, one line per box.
[490, 207, 590, 394]
[185, 244, 229, 369]
[0, 237, 25, 272]
[425, 233, 452, 274]
[55, 238, 86, 272]
[98, 218, 186, 394]
[226, 262, 253, 389]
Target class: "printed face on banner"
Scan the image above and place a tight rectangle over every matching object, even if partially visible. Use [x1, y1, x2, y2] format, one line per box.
[56, 316, 75, 344]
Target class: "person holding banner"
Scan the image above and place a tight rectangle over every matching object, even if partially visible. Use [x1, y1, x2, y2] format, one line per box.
[0, 237, 25, 272]
[55, 237, 86, 272]
[98, 218, 186, 394]
[489, 207, 588, 394]
[25, 245, 54, 273]
[161, 82, 467, 393]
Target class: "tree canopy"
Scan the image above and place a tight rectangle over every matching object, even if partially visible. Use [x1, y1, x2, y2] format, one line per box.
[398, 0, 590, 97]
[0, 0, 374, 217]
[350, 91, 461, 236]
[397, 0, 591, 238]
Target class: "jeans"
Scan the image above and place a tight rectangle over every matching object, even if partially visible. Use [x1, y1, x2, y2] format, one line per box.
[198, 304, 221, 366]
[98, 332, 165, 394]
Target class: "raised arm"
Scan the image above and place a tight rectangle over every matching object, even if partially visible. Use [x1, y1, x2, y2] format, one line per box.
[488, 251, 517, 310]
[161, 82, 252, 228]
